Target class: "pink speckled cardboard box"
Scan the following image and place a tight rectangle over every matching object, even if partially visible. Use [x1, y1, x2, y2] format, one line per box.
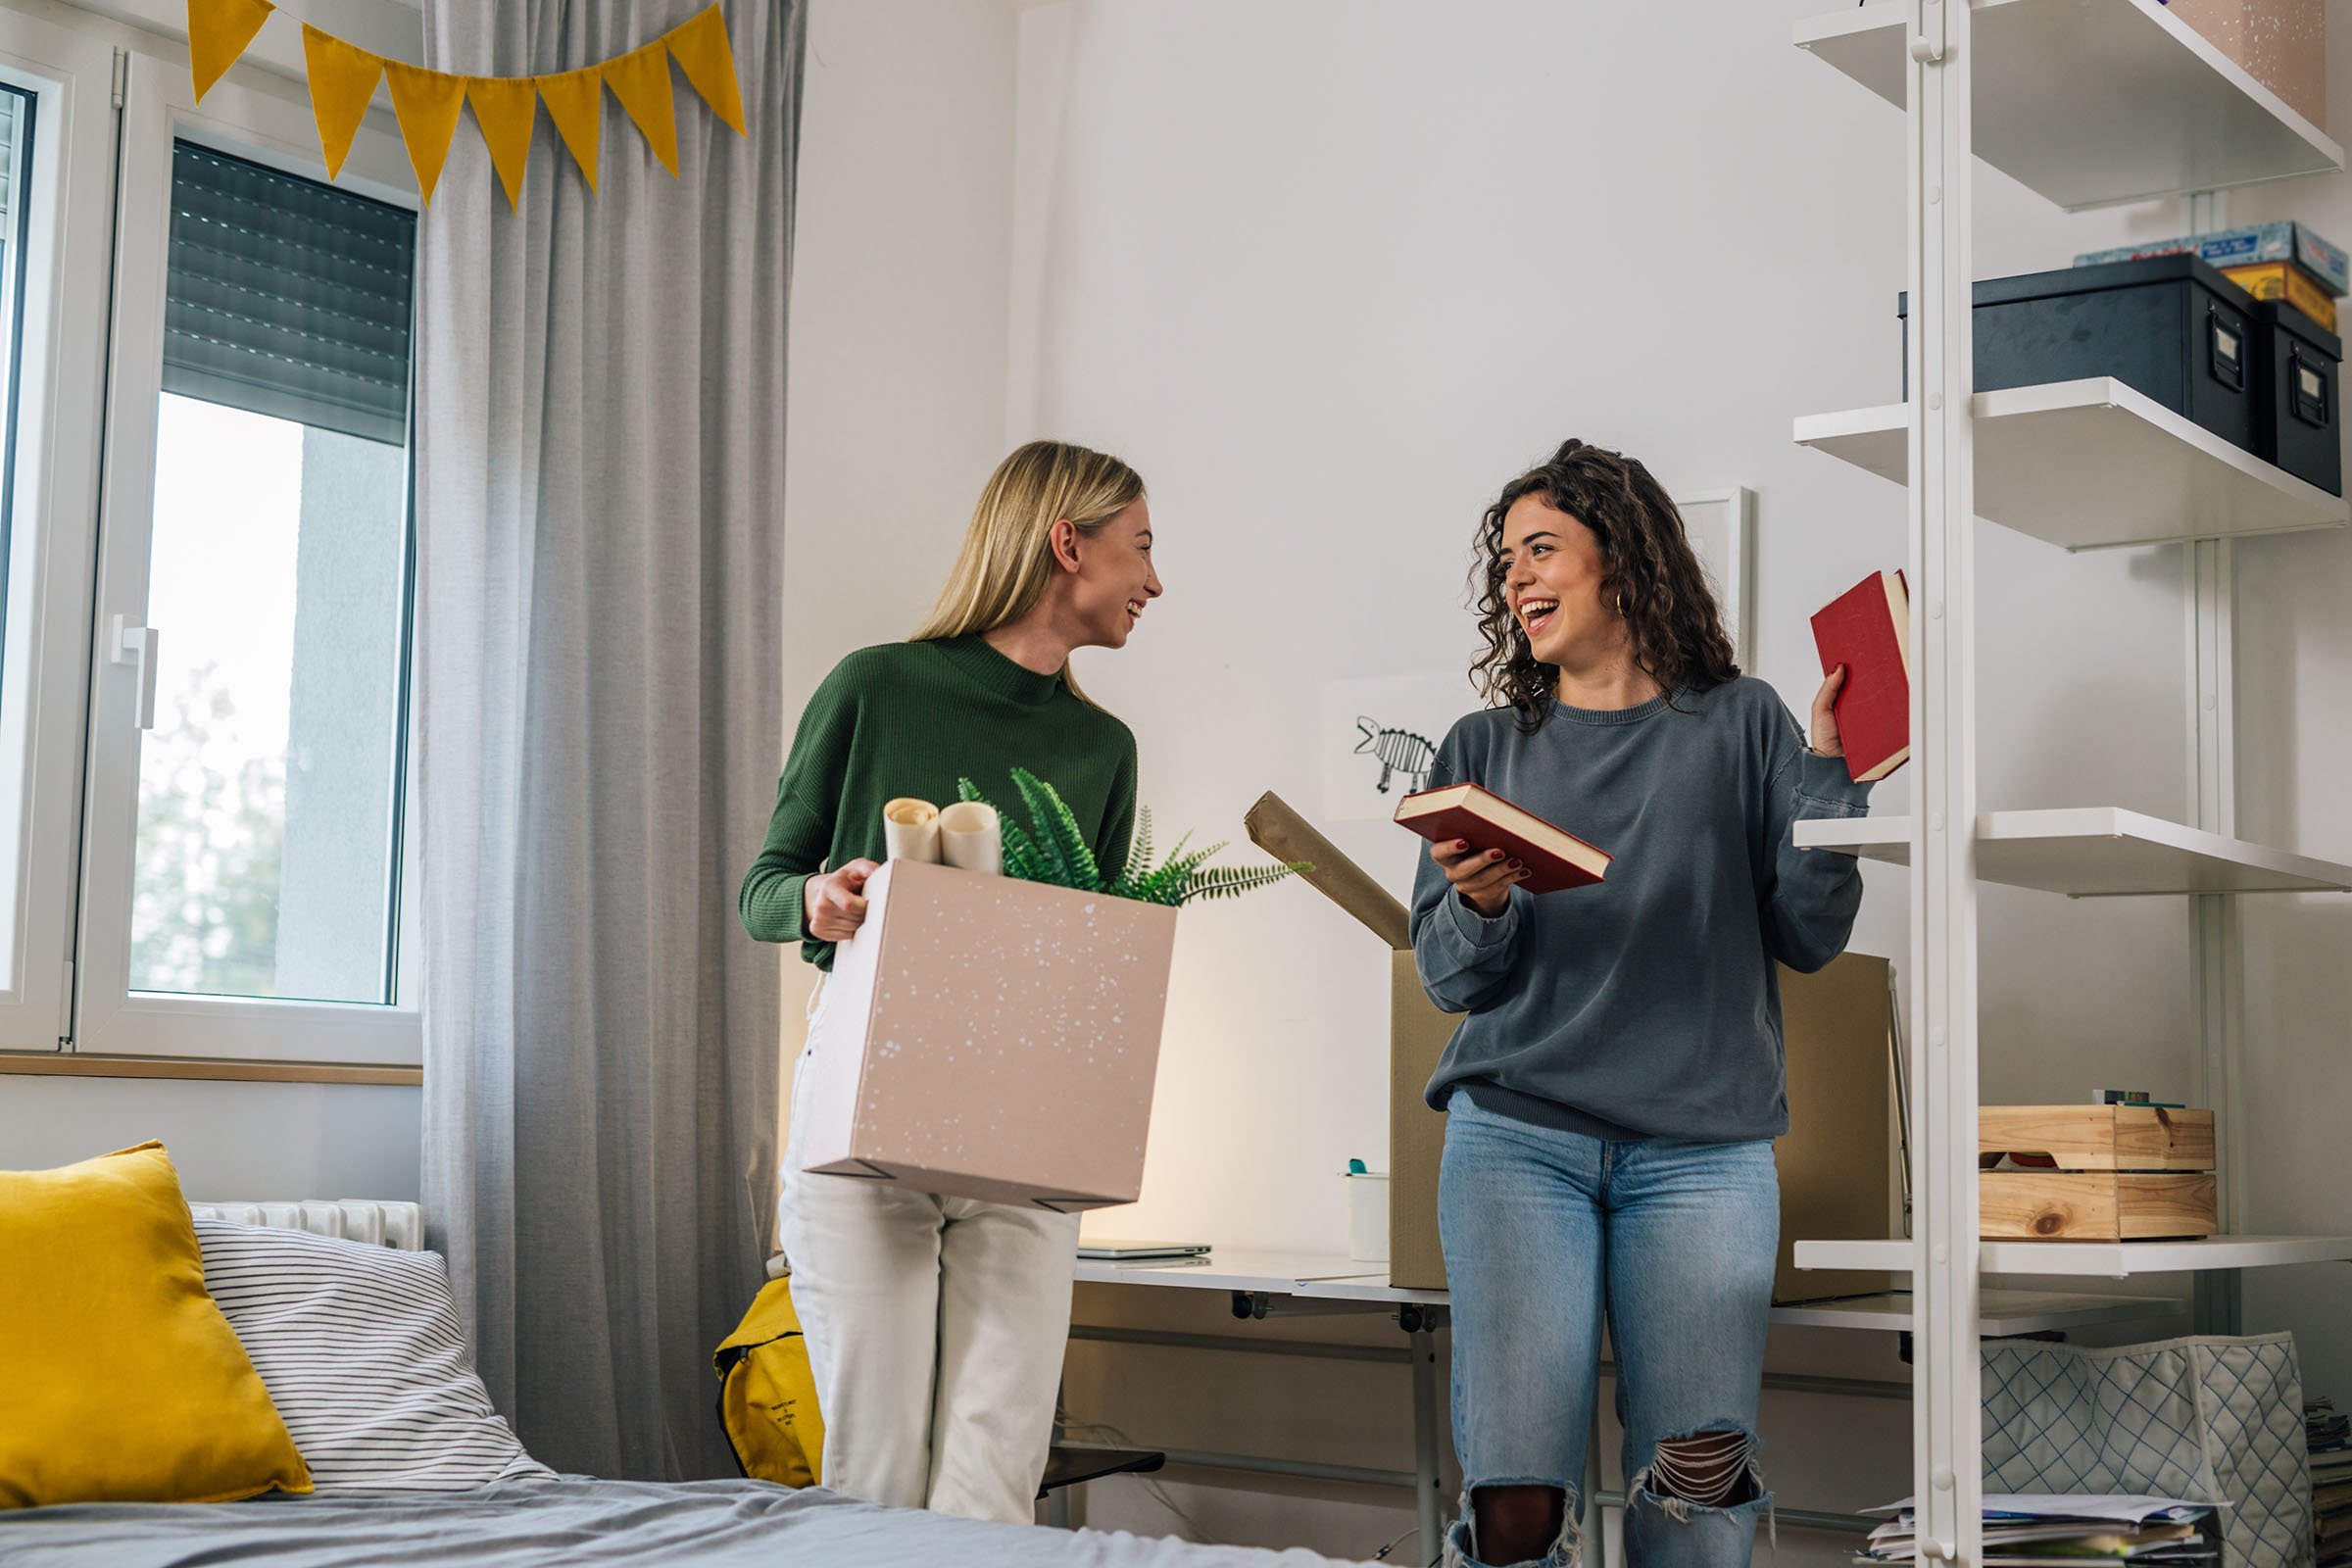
[795, 858, 1180, 1211]
[2167, 0, 2327, 130]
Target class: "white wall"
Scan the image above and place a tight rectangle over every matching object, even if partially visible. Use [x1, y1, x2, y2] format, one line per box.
[0, 1077, 420, 1200]
[782, 0, 1022, 726]
[985, 0, 2352, 1557]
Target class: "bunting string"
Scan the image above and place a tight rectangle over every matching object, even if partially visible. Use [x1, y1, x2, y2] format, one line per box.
[186, 0, 747, 209]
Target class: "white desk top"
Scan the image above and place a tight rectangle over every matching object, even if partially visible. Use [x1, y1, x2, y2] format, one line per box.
[1073, 1249, 1447, 1304]
[1073, 1251, 2181, 1336]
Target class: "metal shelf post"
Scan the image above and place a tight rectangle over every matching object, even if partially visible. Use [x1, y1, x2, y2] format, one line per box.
[1906, 0, 1985, 1561]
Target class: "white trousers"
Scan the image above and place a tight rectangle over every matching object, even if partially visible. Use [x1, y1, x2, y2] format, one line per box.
[779, 1028, 1079, 1524]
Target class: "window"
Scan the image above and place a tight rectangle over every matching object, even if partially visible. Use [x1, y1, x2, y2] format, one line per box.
[0, 12, 119, 1054]
[69, 45, 422, 1063]
[128, 145, 416, 1006]
[0, 82, 37, 673]
[0, 81, 41, 994]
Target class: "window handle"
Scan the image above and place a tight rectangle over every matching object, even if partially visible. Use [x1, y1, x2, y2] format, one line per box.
[111, 614, 158, 730]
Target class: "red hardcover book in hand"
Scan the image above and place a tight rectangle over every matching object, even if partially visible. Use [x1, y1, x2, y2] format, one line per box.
[1810, 569, 1911, 783]
[1394, 782, 1612, 895]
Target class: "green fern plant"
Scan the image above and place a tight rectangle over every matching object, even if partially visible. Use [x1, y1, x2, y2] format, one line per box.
[956, 769, 1307, 907]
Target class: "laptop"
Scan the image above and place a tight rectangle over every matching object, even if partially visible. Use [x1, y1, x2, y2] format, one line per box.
[1076, 1240, 1211, 1261]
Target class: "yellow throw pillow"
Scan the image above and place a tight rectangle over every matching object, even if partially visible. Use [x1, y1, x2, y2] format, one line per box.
[0, 1142, 313, 1507]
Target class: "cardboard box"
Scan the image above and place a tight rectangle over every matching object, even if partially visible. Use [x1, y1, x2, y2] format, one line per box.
[1389, 950, 1458, 1289]
[2079, 220, 2349, 297]
[794, 858, 1178, 1211]
[1247, 794, 1457, 1288]
[1247, 794, 1897, 1298]
[2223, 261, 2339, 333]
[1774, 953, 1898, 1303]
[2163, 0, 2327, 131]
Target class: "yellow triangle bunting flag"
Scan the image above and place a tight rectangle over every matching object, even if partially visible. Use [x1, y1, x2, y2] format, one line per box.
[188, 0, 275, 103]
[466, 76, 537, 210]
[602, 38, 678, 176]
[663, 5, 745, 137]
[537, 67, 603, 195]
[383, 61, 466, 206]
[301, 25, 383, 179]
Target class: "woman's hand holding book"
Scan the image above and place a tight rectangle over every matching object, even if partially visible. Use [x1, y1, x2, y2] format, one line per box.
[1430, 837, 1529, 918]
[1809, 664, 1848, 760]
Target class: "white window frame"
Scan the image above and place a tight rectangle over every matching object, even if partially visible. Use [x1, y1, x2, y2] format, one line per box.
[75, 43, 421, 1064]
[0, 11, 117, 1054]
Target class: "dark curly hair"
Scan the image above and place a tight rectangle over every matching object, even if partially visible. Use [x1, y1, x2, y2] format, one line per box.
[1471, 439, 1740, 727]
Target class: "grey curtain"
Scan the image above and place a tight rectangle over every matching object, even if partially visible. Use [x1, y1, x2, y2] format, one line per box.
[416, 2, 802, 1480]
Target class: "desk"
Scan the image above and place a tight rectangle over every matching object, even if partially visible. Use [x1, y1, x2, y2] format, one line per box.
[1067, 1252, 2181, 1556]
[1068, 1250, 1449, 1549]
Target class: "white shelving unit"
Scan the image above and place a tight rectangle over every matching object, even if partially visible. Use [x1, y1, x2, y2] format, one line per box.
[1794, 378, 2350, 551]
[1773, 1289, 2182, 1335]
[1794, 0, 2343, 211]
[1799, 1236, 2352, 1279]
[1795, 808, 2352, 897]
[1790, 2, 2351, 1560]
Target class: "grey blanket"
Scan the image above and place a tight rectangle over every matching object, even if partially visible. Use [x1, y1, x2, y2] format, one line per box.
[0, 1478, 1370, 1567]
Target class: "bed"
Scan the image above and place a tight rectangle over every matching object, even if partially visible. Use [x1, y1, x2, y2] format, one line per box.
[3, 1194, 1362, 1568]
[0, 1477, 1357, 1566]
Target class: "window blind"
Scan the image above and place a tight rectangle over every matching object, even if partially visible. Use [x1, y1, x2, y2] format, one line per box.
[162, 143, 416, 446]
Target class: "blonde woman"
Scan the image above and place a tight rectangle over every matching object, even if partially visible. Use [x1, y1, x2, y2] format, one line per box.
[737, 440, 1161, 1522]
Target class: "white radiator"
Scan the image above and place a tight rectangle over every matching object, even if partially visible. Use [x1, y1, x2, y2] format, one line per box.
[188, 1200, 425, 1250]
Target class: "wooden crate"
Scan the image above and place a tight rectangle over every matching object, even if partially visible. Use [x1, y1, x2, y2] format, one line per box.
[1980, 1170, 2217, 1241]
[1978, 1104, 2215, 1171]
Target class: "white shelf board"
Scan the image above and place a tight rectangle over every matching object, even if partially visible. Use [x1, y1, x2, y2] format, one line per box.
[1794, 380, 2350, 552]
[1794, 808, 2352, 897]
[1794, 0, 2344, 210]
[1796, 1235, 2352, 1278]
[1771, 1289, 2182, 1335]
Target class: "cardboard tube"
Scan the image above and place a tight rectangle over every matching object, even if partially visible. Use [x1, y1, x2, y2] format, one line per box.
[1243, 791, 1409, 950]
[882, 797, 941, 863]
[938, 801, 1003, 875]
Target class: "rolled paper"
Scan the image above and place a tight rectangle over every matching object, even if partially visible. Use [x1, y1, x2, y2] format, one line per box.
[937, 801, 1004, 876]
[882, 797, 941, 864]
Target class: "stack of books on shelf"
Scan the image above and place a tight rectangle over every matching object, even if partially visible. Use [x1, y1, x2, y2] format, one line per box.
[2310, 1398, 2352, 1568]
[1861, 1496, 2220, 1566]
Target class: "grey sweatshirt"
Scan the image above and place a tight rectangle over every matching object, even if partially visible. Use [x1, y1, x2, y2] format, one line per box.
[1411, 677, 1872, 1145]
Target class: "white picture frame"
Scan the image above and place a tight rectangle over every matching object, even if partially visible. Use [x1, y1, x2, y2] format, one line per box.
[1673, 485, 1756, 671]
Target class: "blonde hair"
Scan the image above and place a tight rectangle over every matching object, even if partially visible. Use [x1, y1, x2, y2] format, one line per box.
[910, 440, 1146, 700]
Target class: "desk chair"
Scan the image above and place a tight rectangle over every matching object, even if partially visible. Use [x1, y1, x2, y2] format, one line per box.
[1038, 1445, 1165, 1526]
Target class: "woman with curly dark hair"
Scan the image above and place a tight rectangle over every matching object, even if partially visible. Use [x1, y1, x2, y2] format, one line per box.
[1411, 439, 1874, 1568]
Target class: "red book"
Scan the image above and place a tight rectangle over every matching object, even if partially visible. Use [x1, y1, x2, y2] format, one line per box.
[1393, 782, 1611, 895]
[1810, 569, 1911, 783]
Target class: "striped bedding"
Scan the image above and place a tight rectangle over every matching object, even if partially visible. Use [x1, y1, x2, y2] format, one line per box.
[195, 1218, 554, 1491]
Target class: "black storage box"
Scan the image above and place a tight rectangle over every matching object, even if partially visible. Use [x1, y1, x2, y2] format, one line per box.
[1900, 256, 2259, 461]
[2247, 299, 2341, 495]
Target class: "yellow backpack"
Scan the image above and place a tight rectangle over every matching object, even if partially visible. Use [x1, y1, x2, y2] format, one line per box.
[712, 1273, 825, 1487]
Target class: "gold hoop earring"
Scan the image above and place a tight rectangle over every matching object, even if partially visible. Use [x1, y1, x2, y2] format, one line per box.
[1616, 592, 1628, 617]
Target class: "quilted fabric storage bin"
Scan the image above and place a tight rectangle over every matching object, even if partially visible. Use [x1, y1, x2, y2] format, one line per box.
[1983, 1333, 2312, 1568]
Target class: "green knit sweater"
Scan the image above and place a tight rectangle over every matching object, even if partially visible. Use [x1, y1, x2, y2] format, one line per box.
[738, 637, 1140, 969]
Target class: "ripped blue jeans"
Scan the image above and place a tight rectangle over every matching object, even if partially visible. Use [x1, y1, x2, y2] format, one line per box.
[1439, 1090, 1778, 1568]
